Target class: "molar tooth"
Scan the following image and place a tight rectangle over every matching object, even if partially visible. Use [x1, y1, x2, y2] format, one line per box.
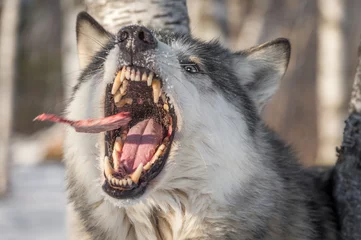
[131, 163, 143, 184]
[113, 91, 122, 103]
[111, 71, 122, 95]
[159, 144, 166, 151]
[130, 69, 136, 81]
[147, 72, 154, 86]
[141, 72, 148, 81]
[116, 97, 132, 108]
[127, 178, 133, 186]
[163, 103, 169, 112]
[161, 93, 167, 103]
[144, 162, 152, 170]
[135, 70, 141, 81]
[112, 149, 119, 171]
[152, 79, 161, 104]
[126, 67, 131, 79]
[120, 80, 128, 95]
[114, 137, 123, 152]
[104, 156, 114, 178]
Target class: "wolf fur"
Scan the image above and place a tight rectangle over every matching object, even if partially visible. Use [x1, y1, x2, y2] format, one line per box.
[64, 12, 338, 240]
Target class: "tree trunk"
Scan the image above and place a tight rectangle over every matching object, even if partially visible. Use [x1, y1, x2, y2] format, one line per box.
[0, 0, 20, 195]
[316, 0, 346, 165]
[84, 0, 189, 33]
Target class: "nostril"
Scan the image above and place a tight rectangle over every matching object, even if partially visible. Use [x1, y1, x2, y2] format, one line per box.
[119, 31, 129, 42]
[138, 31, 145, 41]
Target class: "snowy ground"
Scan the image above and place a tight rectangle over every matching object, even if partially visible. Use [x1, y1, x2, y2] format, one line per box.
[0, 163, 66, 240]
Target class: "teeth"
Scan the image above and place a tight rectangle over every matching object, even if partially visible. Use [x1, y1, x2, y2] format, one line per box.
[126, 67, 131, 79]
[104, 156, 114, 178]
[163, 104, 169, 112]
[130, 69, 136, 81]
[116, 97, 133, 108]
[112, 149, 119, 171]
[121, 179, 127, 186]
[135, 70, 141, 81]
[111, 71, 122, 95]
[127, 178, 133, 186]
[117, 179, 123, 186]
[113, 91, 122, 103]
[144, 162, 152, 170]
[161, 93, 167, 103]
[120, 80, 128, 95]
[142, 72, 148, 81]
[131, 163, 143, 184]
[152, 79, 161, 104]
[111, 178, 119, 185]
[147, 72, 154, 86]
[114, 137, 123, 152]
[159, 144, 166, 151]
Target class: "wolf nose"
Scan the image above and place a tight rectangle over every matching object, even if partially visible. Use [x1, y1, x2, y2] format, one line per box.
[117, 25, 157, 52]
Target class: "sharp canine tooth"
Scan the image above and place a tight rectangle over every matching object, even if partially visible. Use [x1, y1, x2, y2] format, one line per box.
[152, 79, 161, 104]
[126, 67, 131, 79]
[147, 72, 154, 86]
[131, 163, 143, 184]
[104, 156, 114, 178]
[127, 178, 133, 185]
[142, 72, 148, 81]
[111, 71, 122, 95]
[135, 70, 141, 81]
[120, 80, 128, 95]
[130, 69, 136, 81]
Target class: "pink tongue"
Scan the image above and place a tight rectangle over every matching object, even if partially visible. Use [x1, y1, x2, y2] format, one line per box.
[121, 119, 164, 173]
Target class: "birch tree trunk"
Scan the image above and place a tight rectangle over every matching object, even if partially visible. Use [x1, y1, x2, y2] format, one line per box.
[0, 0, 20, 195]
[85, 0, 189, 34]
[316, 0, 346, 165]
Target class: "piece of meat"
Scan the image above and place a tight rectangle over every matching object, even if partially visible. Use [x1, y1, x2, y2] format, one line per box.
[34, 112, 131, 133]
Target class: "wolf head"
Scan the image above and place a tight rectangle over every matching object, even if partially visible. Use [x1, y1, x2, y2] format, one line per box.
[66, 12, 290, 208]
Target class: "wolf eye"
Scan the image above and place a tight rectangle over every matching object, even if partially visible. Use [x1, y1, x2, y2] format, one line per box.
[181, 64, 200, 73]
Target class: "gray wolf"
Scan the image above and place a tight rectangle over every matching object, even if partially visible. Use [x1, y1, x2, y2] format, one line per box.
[65, 12, 337, 240]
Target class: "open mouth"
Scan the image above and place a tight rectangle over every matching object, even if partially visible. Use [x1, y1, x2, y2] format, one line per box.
[102, 66, 176, 199]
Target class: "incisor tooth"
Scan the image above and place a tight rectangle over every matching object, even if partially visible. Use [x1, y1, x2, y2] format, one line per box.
[142, 72, 148, 81]
[135, 70, 141, 81]
[130, 69, 136, 81]
[113, 91, 122, 103]
[152, 79, 161, 104]
[126, 67, 131, 79]
[111, 71, 122, 95]
[104, 156, 114, 178]
[118, 179, 123, 186]
[127, 178, 133, 185]
[121, 179, 127, 186]
[131, 163, 143, 184]
[120, 80, 128, 95]
[147, 72, 154, 86]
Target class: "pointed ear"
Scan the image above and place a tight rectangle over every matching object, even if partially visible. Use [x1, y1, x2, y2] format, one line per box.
[76, 12, 112, 69]
[233, 38, 290, 112]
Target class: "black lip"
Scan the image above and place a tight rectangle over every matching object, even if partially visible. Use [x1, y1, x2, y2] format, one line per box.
[102, 78, 177, 199]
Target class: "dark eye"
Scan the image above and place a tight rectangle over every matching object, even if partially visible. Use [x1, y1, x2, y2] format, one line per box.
[181, 64, 200, 73]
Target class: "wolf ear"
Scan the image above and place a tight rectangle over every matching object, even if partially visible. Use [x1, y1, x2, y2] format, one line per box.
[76, 12, 112, 69]
[233, 38, 290, 112]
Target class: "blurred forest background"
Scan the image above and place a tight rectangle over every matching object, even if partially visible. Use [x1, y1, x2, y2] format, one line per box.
[1, 0, 361, 238]
[5, 0, 361, 166]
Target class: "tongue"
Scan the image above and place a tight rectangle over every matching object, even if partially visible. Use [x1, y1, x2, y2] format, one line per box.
[120, 118, 164, 173]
